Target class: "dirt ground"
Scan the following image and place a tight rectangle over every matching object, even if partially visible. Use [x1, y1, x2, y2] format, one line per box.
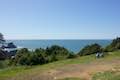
[50, 59, 120, 80]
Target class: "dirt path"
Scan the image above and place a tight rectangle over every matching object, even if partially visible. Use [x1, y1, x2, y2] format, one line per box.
[46, 59, 120, 80]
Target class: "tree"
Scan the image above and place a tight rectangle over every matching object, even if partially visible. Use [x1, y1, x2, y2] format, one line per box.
[45, 45, 70, 61]
[105, 37, 120, 52]
[0, 49, 7, 60]
[29, 52, 46, 65]
[78, 43, 102, 56]
[0, 33, 5, 43]
[18, 53, 30, 65]
[68, 52, 77, 58]
[12, 48, 47, 65]
[13, 48, 30, 65]
[10, 45, 74, 65]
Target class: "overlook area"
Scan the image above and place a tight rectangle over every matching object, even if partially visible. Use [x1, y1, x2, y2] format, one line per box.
[0, 35, 120, 80]
[0, 50, 120, 80]
[0, 0, 120, 80]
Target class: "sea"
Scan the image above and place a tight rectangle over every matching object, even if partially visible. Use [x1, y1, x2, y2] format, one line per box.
[7, 40, 112, 53]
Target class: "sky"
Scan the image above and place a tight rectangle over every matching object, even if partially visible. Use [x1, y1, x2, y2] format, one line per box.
[0, 0, 120, 39]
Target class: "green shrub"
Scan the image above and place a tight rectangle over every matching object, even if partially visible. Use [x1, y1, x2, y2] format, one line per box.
[0, 60, 9, 69]
[11, 45, 70, 65]
[58, 77, 82, 80]
[105, 37, 120, 52]
[46, 45, 70, 61]
[78, 43, 102, 56]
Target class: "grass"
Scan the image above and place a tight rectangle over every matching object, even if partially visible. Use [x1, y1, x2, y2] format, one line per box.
[91, 51, 120, 80]
[0, 66, 33, 80]
[0, 60, 9, 69]
[57, 77, 82, 80]
[92, 70, 120, 80]
[0, 50, 120, 80]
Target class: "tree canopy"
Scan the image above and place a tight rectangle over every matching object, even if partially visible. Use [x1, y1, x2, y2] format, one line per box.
[105, 37, 120, 52]
[11, 45, 70, 65]
[78, 43, 102, 56]
[0, 33, 5, 43]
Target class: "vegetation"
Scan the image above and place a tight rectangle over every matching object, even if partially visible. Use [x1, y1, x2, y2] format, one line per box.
[57, 77, 82, 80]
[105, 37, 120, 52]
[0, 49, 7, 60]
[10, 45, 71, 66]
[78, 43, 102, 56]
[0, 33, 17, 60]
[1, 37, 120, 66]
[0, 33, 5, 42]
[0, 50, 120, 80]
[92, 70, 120, 80]
[0, 37, 120, 80]
[0, 60, 9, 69]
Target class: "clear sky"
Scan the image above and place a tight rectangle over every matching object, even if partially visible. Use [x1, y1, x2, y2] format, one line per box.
[0, 0, 120, 39]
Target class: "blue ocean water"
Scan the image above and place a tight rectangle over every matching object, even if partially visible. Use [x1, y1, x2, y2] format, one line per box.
[7, 40, 112, 53]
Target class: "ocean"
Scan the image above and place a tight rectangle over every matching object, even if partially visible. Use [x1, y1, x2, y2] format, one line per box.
[7, 40, 112, 53]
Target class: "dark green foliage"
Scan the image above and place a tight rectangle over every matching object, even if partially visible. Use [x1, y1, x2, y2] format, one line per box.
[13, 48, 47, 65]
[78, 43, 102, 56]
[18, 53, 30, 65]
[0, 60, 9, 69]
[30, 52, 46, 65]
[0, 49, 7, 60]
[68, 52, 77, 58]
[45, 45, 70, 61]
[11, 45, 70, 65]
[0, 33, 5, 43]
[13, 48, 30, 65]
[8, 37, 120, 66]
[105, 37, 120, 52]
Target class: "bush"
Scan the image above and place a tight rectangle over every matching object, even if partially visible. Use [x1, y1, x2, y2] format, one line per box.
[29, 52, 46, 65]
[105, 37, 120, 52]
[45, 45, 70, 61]
[68, 52, 77, 59]
[78, 43, 102, 56]
[0, 49, 7, 60]
[11, 45, 70, 65]
[0, 60, 9, 69]
[13, 48, 30, 65]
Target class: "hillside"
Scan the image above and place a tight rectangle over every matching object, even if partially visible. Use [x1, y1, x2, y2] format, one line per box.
[0, 50, 120, 80]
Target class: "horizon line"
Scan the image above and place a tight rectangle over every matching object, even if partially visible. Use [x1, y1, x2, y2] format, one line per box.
[6, 38, 113, 40]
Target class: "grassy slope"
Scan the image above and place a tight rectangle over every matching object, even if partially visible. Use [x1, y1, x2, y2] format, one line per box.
[92, 70, 120, 80]
[0, 50, 120, 80]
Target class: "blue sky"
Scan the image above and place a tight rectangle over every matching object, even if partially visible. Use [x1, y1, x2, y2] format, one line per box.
[0, 0, 120, 39]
